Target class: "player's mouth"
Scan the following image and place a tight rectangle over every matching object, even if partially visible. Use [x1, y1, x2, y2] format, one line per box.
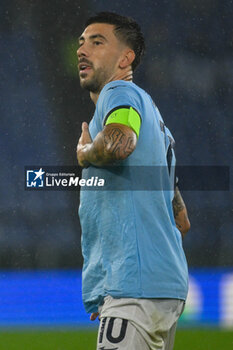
[78, 61, 93, 75]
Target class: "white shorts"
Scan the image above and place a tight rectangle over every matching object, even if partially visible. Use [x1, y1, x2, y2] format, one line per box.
[97, 296, 185, 350]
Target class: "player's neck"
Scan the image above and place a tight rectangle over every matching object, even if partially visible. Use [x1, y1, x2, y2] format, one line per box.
[90, 92, 100, 105]
[90, 68, 133, 105]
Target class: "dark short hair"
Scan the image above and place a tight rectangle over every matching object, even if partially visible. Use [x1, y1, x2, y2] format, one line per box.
[85, 12, 145, 71]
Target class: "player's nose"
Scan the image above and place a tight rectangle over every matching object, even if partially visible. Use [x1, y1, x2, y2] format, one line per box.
[77, 44, 89, 58]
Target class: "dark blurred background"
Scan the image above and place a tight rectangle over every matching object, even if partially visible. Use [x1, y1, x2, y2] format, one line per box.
[1, 0, 232, 270]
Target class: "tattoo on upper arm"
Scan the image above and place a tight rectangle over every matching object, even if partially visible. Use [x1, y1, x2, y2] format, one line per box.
[123, 136, 135, 156]
[172, 187, 185, 219]
[104, 127, 135, 159]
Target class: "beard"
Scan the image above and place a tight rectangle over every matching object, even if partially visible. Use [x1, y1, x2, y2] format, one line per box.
[80, 67, 110, 93]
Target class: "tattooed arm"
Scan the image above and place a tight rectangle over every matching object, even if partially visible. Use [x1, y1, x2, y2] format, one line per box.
[77, 122, 137, 167]
[172, 186, 190, 238]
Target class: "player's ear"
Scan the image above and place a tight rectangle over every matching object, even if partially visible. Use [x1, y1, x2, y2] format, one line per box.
[119, 49, 135, 69]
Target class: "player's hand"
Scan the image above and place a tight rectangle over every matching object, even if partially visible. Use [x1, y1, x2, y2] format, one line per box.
[90, 312, 99, 321]
[77, 122, 92, 167]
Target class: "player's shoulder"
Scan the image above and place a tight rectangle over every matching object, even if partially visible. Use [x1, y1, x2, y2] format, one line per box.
[97, 80, 152, 120]
[101, 80, 146, 98]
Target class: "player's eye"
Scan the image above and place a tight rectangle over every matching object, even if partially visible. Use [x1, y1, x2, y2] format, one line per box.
[93, 41, 102, 46]
[77, 42, 83, 50]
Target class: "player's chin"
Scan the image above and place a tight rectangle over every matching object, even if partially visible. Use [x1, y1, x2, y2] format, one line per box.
[79, 76, 88, 86]
[80, 77, 97, 92]
[79, 74, 88, 84]
[79, 73, 92, 85]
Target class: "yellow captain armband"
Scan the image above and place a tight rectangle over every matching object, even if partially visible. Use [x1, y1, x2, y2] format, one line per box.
[105, 106, 141, 138]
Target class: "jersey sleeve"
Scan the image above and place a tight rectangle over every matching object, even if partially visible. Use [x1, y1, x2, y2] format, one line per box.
[96, 83, 143, 132]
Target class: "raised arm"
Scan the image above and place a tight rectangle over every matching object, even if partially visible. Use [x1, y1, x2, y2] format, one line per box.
[77, 122, 137, 167]
[172, 186, 190, 238]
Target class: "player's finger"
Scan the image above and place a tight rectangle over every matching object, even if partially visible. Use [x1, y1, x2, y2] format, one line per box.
[82, 122, 89, 132]
[90, 312, 99, 321]
[81, 122, 92, 143]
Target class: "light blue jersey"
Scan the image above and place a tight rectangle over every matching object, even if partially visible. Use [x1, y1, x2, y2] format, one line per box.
[79, 80, 188, 313]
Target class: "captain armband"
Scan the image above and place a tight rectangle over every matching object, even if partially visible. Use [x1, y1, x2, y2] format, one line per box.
[105, 106, 141, 138]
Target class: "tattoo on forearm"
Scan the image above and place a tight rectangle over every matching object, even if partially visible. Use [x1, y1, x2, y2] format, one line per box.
[172, 187, 185, 219]
[104, 128, 134, 159]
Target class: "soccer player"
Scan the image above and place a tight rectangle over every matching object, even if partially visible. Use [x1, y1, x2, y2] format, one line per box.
[76, 12, 190, 350]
